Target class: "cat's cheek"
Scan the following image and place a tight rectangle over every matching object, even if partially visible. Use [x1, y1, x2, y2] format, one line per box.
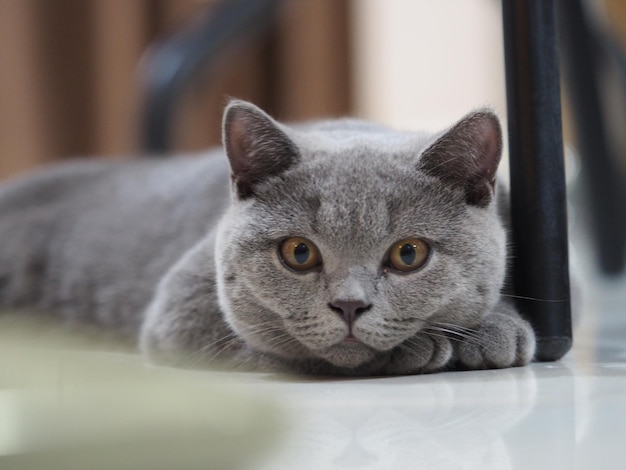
[233, 258, 318, 319]
[353, 322, 416, 352]
[284, 314, 348, 350]
[378, 273, 447, 324]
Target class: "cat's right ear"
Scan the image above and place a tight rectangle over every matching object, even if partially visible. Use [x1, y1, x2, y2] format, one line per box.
[417, 110, 502, 208]
[222, 100, 300, 199]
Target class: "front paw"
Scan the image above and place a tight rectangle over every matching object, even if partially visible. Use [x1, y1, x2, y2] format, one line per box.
[383, 333, 453, 375]
[456, 313, 535, 369]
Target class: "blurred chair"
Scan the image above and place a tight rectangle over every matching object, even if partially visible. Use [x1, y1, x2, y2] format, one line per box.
[140, 0, 280, 154]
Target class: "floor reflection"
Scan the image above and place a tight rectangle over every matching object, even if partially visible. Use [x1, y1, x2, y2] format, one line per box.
[2, 269, 625, 469]
[259, 366, 545, 469]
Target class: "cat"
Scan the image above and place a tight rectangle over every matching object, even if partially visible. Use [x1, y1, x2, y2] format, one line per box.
[0, 100, 535, 376]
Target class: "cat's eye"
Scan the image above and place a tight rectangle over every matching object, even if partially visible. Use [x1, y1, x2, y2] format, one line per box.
[387, 238, 430, 272]
[279, 237, 321, 272]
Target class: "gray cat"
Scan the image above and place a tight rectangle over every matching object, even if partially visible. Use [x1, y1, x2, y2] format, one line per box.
[0, 100, 535, 375]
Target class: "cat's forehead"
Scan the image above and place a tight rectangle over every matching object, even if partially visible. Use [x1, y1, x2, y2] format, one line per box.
[255, 144, 463, 251]
[309, 162, 455, 247]
[291, 125, 436, 199]
[247, 122, 468, 254]
[291, 122, 433, 160]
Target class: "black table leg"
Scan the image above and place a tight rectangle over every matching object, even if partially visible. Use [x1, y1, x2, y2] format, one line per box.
[502, 0, 572, 361]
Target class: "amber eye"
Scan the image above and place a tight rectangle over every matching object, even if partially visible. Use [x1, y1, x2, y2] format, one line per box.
[387, 238, 430, 272]
[279, 237, 321, 272]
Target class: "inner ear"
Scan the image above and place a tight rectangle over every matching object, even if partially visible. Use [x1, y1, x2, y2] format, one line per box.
[418, 110, 502, 207]
[222, 100, 299, 199]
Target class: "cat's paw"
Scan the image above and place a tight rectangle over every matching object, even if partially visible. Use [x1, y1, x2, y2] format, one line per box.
[383, 333, 453, 375]
[456, 313, 535, 369]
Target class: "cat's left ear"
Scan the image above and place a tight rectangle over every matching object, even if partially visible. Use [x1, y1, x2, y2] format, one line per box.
[222, 100, 300, 199]
[418, 110, 502, 207]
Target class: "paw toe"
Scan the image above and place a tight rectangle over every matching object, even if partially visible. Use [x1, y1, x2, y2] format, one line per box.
[385, 334, 452, 375]
[457, 315, 535, 369]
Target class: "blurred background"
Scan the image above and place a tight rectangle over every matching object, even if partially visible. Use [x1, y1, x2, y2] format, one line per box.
[1, 0, 626, 272]
[0, 0, 516, 178]
[0, 0, 352, 178]
[0, 0, 622, 161]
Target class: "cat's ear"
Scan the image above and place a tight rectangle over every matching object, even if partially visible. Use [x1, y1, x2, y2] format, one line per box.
[418, 110, 502, 207]
[222, 100, 299, 199]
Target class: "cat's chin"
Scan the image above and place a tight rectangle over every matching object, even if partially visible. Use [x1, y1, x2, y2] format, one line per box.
[314, 341, 379, 369]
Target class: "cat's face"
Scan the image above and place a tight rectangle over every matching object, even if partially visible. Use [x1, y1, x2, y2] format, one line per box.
[214, 101, 506, 372]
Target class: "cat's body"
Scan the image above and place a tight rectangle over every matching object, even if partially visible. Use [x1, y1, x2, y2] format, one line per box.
[0, 154, 230, 338]
[0, 101, 535, 375]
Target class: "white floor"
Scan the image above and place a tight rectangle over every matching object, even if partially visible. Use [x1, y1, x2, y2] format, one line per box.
[245, 274, 626, 470]
[7, 278, 624, 470]
[3, 272, 625, 470]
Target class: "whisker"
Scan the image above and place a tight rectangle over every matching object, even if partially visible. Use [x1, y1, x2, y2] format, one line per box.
[189, 333, 242, 364]
[501, 293, 568, 303]
[431, 329, 488, 348]
[185, 331, 237, 361]
[429, 326, 481, 339]
[188, 321, 284, 364]
[417, 319, 482, 338]
[411, 318, 491, 348]
[200, 321, 304, 365]
[396, 342, 419, 356]
[427, 325, 483, 341]
[423, 320, 478, 334]
[420, 331, 464, 343]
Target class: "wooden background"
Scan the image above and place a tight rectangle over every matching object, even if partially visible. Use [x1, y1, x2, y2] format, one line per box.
[0, 0, 352, 180]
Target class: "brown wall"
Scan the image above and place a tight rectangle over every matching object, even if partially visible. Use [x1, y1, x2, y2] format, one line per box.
[0, 0, 352, 180]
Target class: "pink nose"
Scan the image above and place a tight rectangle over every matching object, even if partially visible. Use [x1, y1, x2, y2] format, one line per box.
[328, 300, 372, 326]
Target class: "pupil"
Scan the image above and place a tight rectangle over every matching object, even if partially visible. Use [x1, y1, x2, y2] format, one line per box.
[399, 244, 416, 265]
[294, 243, 310, 264]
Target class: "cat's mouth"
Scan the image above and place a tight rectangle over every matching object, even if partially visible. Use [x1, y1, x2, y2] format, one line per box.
[342, 333, 361, 344]
[310, 334, 379, 368]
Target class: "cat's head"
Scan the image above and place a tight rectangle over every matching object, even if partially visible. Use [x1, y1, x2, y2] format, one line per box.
[214, 100, 507, 373]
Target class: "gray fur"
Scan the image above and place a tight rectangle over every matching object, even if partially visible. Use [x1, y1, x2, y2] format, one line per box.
[0, 100, 535, 375]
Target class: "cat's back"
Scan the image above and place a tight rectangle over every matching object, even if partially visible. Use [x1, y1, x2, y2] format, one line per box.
[0, 151, 230, 334]
[0, 151, 229, 211]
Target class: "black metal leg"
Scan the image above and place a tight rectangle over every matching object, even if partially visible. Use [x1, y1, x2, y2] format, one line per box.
[502, 0, 572, 361]
[557, 0, 626, 275]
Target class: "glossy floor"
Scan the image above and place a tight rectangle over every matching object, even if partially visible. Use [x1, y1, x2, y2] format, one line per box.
[2, 257, 624, 470]
[247, 274, 626, 469]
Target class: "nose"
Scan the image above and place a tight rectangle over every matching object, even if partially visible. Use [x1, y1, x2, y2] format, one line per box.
[328, 300, 372, 326]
